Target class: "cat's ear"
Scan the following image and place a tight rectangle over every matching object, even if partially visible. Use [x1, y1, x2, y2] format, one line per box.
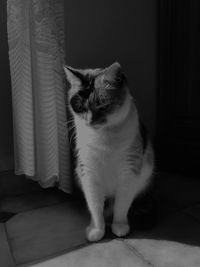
[104, 62, 121, 81]
[104, 62, 126, 87]
[63, 65, 84, 87]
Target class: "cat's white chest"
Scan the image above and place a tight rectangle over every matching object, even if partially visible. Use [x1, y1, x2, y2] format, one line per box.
[75, 112, 136, 196]
[92, 150, 120, 196]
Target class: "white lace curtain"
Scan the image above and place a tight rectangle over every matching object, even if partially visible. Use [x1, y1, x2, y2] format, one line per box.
[7, 0, 71, 193]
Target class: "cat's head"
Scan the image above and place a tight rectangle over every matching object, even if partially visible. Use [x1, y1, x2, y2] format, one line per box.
[64, 62, 132, 129]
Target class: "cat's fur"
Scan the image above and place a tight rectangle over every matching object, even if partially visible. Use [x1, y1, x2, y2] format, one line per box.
[64, 62, 154, 242]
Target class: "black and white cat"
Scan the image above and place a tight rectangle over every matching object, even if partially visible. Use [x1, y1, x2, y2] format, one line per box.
[64, 62, 154, 242]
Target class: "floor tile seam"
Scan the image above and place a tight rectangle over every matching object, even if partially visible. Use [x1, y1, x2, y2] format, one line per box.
[14, 240, 99, 267]
[2, 200, 70, 216]
[0, 192, 68, 204]
[174, 201, 200, 212]
[3, 223, 16, 266]
[122, 239, 156, 267]
[0, 190, 44, 199]
[159, 203, 200, 220]
[157, 201, 200, 212]
[0, 188, 69, 201]
[181, 210, 200, 224]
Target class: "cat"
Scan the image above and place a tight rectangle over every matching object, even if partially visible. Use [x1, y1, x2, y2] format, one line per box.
[64, 62, 154, 242]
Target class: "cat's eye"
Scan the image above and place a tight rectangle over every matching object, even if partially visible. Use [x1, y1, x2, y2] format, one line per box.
[70, 95, 86, 113]
[97, 103, 111, 113]
[98, 104, 108, 110]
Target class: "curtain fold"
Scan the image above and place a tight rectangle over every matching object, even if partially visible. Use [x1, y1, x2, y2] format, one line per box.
[7, 0, 71, 193]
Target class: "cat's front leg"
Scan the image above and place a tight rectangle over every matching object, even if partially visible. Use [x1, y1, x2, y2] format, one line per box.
[112, 174, 140, 237]
[80, 173, 105, 242]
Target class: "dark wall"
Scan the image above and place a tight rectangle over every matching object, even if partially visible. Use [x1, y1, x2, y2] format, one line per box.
[0, 0, 14, 171]
[65, 0, 157, 136]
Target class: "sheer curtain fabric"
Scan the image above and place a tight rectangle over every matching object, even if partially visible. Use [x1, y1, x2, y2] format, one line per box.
[7, 0, 71, 193]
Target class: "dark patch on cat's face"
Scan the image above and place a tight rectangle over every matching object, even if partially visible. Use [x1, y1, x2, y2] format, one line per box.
[69, 65, 127, 127]
[70, 81, 114, 126]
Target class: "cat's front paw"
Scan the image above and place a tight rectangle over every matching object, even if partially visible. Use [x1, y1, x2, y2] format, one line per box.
[112, 222, 130, 237]
[86, 226, 105, 242]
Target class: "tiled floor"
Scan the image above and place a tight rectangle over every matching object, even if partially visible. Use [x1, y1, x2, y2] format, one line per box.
[1, 172, 200, 267]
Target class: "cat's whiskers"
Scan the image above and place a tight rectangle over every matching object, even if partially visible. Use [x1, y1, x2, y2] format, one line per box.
[62, 121, 76, 145]
[68, 125, 76, 133]
[62, 119, 75, 127]
[69, 131, 76, 149]
[66, 103, 71, 109]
